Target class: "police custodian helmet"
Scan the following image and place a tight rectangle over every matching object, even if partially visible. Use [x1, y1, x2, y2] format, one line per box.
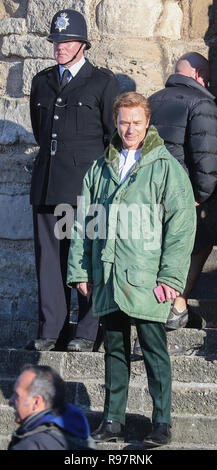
[47, 9, 91, 49]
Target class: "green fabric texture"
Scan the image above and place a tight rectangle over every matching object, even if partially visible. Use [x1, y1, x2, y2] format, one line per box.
[67, 125, 196, 323]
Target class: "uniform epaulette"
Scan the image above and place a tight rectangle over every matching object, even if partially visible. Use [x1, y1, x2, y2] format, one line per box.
[94, 66, 115, 78]
[35, 65, 56, 77]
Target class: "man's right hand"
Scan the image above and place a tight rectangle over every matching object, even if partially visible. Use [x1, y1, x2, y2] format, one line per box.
[76, 282, 92, 296]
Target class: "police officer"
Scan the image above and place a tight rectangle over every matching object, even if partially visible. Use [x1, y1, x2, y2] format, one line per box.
[27, 9, 120, 351]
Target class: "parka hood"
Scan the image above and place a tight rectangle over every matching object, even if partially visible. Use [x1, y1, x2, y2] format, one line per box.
[14, 404, 90, 440]
[105, 125, 164, 166]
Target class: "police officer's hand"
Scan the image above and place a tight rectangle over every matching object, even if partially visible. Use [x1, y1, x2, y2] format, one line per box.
[76, 282, 92, 297]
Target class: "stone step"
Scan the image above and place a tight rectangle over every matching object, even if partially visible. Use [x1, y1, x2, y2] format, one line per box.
[86, 411, 217, 448]
[1, 351, 216, 384]
[1, 434, 216, 452]
[1, 298, 217, 351]
[0, 405, 216, 449]
[96, 441, 217, 451]
[0, 328, 216, 378]
[1, 376, 216, 422]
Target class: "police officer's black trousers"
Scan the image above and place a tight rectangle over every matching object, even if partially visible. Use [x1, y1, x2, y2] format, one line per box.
[33, 206, 99, 345]
[101, 310, 172, 426]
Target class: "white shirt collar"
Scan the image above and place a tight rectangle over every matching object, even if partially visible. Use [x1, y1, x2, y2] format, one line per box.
[59, 56, 86, 79]
[119, 148, 141, 183]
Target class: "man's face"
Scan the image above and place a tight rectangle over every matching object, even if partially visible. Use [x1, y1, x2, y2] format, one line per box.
[116, 106, 150, 150]
[53, 41, 84, 67]
[9, 371, 37, 423]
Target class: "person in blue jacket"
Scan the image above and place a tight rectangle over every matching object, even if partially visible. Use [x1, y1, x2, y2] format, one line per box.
[8, 364, 96, 450]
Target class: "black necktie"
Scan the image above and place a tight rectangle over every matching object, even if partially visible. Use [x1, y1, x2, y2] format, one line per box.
[60, 69, 70, 90]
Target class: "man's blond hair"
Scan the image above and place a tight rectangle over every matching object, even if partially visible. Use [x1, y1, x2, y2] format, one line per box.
[113, 92, 151, 124]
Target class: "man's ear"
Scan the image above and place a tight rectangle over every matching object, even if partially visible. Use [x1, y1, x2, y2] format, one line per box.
[32, 395, 45, 411]
[195, 69, 207, 88]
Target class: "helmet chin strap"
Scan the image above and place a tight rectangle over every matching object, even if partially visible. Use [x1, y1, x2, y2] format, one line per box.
[60, 43, 84, 67]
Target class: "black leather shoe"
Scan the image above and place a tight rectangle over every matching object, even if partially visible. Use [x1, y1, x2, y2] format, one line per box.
[67, 338, 94, 352]
[25, 338, 56, 351]
[143, 423, 171, 447]
[91, 420, 125, 442]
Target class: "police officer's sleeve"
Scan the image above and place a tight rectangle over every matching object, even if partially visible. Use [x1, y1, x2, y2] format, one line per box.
[99, 72, 120, 146]
[29, 77, 40, 145]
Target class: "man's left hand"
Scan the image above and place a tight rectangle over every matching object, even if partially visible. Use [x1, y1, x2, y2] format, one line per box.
[158, 282, 180, 301]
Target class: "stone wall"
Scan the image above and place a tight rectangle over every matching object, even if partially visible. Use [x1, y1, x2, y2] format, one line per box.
[0, 0, 216, 345]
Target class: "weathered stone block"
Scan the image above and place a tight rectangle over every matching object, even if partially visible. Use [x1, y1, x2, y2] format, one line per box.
[0, 248, 36, 302]
[3, 0, 27, 18]
[179, 0, 190, 39]
[88, 38, 164, 95]
[0, 151, 35, 184]
[0, 18, 26, 35]
[157, 0, 183, 40]
[0, 0, 6, 20]
[0, 97, 35, 144]
[0, 61, 23, 97]
[2, 34, 53, 59]
[0, 194, 33, 239]
[27, 0, 90, 34]
[191, 0, 212, 39]
[96, 0, 163, 38]
[23, 58, 55, 95]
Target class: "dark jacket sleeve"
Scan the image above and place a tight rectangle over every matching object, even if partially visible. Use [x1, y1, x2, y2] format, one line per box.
[29, 76, 40, 145]
[187, 99, 217, 203]
[99, 72, 120, 146]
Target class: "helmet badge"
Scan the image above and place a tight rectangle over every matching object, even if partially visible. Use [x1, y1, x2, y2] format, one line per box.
[55, 13, 70, 32]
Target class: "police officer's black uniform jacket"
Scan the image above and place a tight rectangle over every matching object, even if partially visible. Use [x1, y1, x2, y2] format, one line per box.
[30, 59, 120, 206]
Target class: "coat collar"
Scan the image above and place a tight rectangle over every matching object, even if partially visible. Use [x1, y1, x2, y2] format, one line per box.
[105, 125, 164, 163]
[165, 73, 215, 100]
[104, 125, 164, 177]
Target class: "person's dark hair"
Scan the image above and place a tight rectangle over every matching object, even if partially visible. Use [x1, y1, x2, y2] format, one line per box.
[21, 364, 67, 413]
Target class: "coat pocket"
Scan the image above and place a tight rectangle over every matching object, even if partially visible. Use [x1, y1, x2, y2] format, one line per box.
[126, 266, 156, 288]
[68, 96, 96, 132]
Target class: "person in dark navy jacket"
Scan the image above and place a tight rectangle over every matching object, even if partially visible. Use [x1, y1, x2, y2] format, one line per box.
[27, 9, 120, 351]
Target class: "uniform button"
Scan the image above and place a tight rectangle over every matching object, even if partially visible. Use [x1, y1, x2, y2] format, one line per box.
[54, 115, 59, 120]
[56, 97, 62, 103]
[37, 102, 41, 107]
[52, 133, 57, 138]
[78, 102, 82, 106]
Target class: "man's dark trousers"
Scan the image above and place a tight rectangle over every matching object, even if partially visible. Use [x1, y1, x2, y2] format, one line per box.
[101, 310, 172, 426]
[33, 206, 99, 347]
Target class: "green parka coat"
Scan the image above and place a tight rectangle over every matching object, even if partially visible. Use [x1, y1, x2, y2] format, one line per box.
[67, 126, 196, 323]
